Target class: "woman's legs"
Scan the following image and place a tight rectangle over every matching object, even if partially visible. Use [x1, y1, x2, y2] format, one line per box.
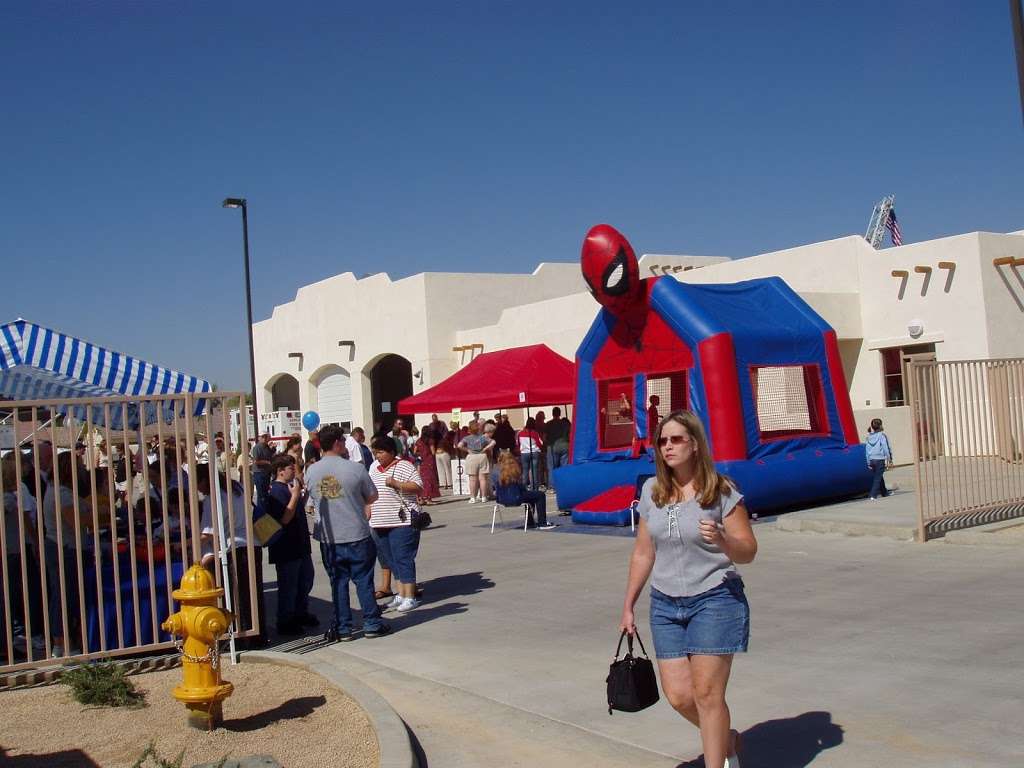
[689, 654, 735, 768]
[658, 655, 738, 768]
[391, 527, 421, 601]
[479, 469, 492, 500]
[657, 657, 701, 727]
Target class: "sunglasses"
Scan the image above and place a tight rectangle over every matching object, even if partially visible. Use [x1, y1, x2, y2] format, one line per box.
[657, 435, 692, 447]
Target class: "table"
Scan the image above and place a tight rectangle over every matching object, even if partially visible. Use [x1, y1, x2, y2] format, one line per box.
[83, 557, 185, 653]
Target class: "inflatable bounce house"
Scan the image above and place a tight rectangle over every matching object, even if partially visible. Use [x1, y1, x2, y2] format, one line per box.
[553, 224, 872, 524]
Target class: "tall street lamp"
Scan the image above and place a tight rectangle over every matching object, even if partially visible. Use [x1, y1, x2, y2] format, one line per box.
[222, 197, 260, 440]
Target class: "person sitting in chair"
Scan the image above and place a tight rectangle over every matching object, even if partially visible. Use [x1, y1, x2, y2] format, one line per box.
[490, 451, 556, 530]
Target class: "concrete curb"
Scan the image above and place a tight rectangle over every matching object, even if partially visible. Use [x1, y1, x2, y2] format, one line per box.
[244, 651, 417, 768]
[773, 515, 918, 541]
[943, 518, 1024, 546]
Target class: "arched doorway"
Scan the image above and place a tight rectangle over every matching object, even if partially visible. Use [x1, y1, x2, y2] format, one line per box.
[271, 374, 300, 411]
[369, 354, 413, 434]
[310, 364, 352, 430]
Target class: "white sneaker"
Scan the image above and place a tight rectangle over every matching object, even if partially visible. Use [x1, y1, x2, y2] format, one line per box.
[467, 496, 477, 504]
[726, 729, 741, 767]
[385, 594, 403, 609]
[396, 597, 420, 612]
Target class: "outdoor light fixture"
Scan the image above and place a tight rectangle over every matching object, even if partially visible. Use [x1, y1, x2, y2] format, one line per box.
[222, 196, 259, 437]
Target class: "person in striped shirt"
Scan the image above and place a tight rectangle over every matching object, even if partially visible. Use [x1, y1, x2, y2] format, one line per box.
[368, 437, 424, 613]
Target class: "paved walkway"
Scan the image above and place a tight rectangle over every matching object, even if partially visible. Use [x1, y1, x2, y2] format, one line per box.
[261, 486, 1023, 767]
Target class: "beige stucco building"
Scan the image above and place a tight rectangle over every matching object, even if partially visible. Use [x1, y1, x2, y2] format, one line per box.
[253, 228, 1024, 462]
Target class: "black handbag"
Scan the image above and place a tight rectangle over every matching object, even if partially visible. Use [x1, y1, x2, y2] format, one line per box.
[606, 629, 660, 715]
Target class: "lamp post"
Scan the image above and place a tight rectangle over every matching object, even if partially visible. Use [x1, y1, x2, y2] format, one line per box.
[222, 197, 260, 441]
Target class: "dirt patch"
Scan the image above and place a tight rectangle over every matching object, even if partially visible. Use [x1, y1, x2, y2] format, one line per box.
[1, 662, 379, 768]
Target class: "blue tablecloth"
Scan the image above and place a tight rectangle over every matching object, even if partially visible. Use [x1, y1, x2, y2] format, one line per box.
[83, 558, 185, 653]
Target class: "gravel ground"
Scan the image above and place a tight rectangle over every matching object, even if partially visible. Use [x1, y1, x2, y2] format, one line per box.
[1, 662, 379, 768]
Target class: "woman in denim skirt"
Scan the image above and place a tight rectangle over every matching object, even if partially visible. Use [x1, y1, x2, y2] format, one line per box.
[620, 410, 758, 768]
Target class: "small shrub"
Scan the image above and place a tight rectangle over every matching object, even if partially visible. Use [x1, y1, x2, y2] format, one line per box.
[131, 742, 185, 768]
[62, 662, 146, 709]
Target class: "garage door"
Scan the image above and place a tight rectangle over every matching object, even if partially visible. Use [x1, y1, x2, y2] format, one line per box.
[317, 370, 352, 428]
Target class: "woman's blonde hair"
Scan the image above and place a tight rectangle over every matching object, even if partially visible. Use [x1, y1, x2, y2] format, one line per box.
[497, 450, 521, 485]
[651, 410, 733, 508]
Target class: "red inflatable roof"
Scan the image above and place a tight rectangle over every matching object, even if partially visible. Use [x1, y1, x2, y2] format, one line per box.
[398, 344, 574, 413]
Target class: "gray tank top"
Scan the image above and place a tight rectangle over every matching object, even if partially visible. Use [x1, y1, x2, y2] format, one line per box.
[638, 478, 744, 597]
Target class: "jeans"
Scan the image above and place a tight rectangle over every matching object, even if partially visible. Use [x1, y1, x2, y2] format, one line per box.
[209, 545, 266, 649]
[374, 526, 420, 584]
[253, 471, 272, 506]
[869, 459, 889, 499]
[319, 537, 383, 633]
[275, 554, 314, 626]
[546, 447, 569, 490]
[520, 452, 541, 490]
[523, 489, 548, 526]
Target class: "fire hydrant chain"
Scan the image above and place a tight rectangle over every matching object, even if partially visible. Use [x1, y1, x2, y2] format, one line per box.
[173, 634, 223, 669]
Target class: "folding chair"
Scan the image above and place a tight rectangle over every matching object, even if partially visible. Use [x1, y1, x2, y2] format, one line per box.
[490, 500, 535, 533]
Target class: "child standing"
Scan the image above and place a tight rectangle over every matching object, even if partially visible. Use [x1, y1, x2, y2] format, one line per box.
[865, 418, 893, 499]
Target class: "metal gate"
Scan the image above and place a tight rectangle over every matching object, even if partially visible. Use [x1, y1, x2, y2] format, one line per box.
[1, 392, 260, 673]
[907, 359, 1024, 540]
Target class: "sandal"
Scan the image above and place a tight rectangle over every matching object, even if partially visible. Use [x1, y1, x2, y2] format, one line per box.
[374, 590, 395, 600]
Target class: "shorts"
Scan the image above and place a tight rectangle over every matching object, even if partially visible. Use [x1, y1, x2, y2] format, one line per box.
[465, 452, 491, 476]
[373, 525, 421, 583]
[649, 579, 749, 658]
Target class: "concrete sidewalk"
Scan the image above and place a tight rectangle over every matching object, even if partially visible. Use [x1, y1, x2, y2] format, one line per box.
[763, 465, 921, 541]
[261, 489, 1023, 767]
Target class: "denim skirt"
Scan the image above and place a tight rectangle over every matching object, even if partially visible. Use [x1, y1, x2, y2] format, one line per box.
[649, 578, 749, 658]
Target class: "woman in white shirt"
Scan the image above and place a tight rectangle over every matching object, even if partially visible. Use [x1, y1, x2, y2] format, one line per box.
[368, 437, 423, 613]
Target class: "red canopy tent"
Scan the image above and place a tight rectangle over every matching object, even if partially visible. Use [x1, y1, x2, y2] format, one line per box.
[397, 344, 574, 413]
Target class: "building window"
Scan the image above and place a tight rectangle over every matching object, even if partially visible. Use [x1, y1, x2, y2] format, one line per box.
[645, 372, 687, 433]
[598, 378, 635, 450]
[881, 343, 936, 406]
[750, 364, 828, 440]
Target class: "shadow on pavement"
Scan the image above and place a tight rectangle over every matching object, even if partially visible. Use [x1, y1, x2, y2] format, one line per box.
[675, 710, 844, 768]
[0, 747, 101, 767]
[385, 600, 469, 631]
[224, 695, 327, 731]
[419, 571, 495, 603]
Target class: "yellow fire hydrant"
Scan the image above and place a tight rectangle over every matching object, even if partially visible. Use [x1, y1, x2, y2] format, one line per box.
[161, 564, 234, 730]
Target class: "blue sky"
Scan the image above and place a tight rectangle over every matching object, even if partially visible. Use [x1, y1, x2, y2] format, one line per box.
[3, 1, 1022, 389]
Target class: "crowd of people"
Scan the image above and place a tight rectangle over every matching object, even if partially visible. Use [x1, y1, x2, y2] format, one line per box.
[0, 407, 576, 658]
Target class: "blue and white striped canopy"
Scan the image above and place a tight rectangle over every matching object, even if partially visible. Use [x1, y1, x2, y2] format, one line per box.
[0, 319, 211, 428]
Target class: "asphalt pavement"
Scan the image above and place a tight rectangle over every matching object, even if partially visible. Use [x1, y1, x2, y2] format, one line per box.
[262, 487, 1023, 768]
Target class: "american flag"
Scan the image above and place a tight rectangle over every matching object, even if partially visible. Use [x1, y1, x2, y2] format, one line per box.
[886, 209, 903, 247]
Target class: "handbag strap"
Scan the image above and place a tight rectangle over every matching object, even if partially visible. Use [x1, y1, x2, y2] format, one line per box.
[614, 629, 651, 660]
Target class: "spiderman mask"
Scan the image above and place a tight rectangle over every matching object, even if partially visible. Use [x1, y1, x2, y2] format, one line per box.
[581, 224, 642, 316]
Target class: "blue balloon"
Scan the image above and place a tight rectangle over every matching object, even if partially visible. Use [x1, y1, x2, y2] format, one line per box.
[302, 410, 320, 431]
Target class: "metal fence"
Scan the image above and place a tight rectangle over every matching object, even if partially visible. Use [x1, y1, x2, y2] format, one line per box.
[907, 359, 1024, 540]
[0, 392, 260, 673]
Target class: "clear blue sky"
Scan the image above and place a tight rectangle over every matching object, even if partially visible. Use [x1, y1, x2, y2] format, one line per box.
[3, 1, 1022, 389]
